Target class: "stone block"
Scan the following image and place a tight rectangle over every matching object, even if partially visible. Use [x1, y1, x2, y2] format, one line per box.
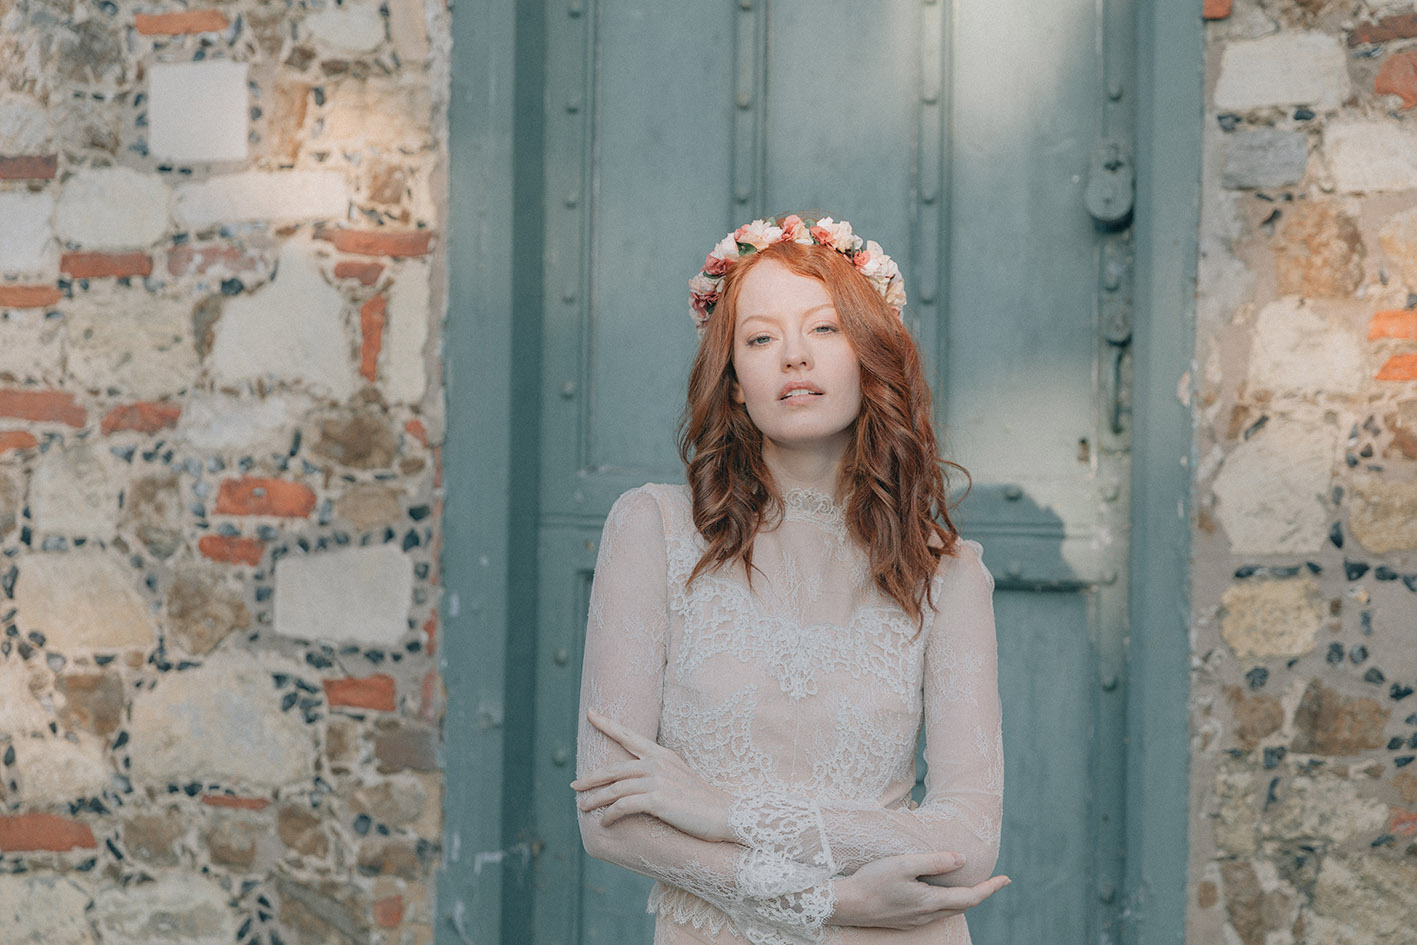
[56, 672, 125, 737]
[64, 284, 197, 400]
[275, 876, 369, 944]
[1308, 855, 1417, 945]
[92, 875, 238, 945]
[54, 167, 169, 250]
[1349, 476, 1417, 552]
[0, 470, 19, 540]
[276, 804, 328, 857]
[373, 722, 437, 772]
[319, 81, 433, 152]
[0, 658, 53, 736]
[1219, 577, 1323, 659]
[0, 874, 95, 945]
[0, 98, 50, 153]
[387, 0, 430, 62]
[29, 441, 122, 538]
[209, 237, 359, 401]
[1248, 297, 1363, 394]
[203, 813, 265, 869]
[1224, 686, 1283, 750]
[12, 733, 110, 804]
[273, 545, 413, 646]
[385, 259, 430, 405]
[333, 483, 402, 530]
[147, 61, 249, 163]
[1272, 204, 1364, 299]
[357, 835, 429, 880]
[0, 309, 64, 385]
[1222, 129, 1308, 189]
[175, 393, 298, 453]
[14, 550, 157, 653]
[173, 171, 348, 229]
[1213, 32, 1351, 111]
[1263, 772, 1388, 843]
[1212, 417, 1334, 555]
[305, 0, 385, 53]
[1325, 120, 1417, 193]
[351, 774, 427, 825]
[122, 811, 185, 865]
[128, 654, 316, 789]
[1291, 681, 1390, 755]
[1220, 860, 1292, 945]
[120, 472, 182, 559]
[1377, 207, 1417, 289]
[164, 567, 251, 656]
[312, 406, 398, 469]
[0, 191, 54, 275]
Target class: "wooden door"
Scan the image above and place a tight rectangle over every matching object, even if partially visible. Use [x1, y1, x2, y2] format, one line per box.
[516, 1, 1137, 943]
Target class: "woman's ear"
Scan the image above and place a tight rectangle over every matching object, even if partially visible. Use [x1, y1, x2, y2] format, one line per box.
[731, 381, 745, 405]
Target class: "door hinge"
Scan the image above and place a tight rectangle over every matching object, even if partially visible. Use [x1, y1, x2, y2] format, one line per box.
[1085, 140, 1135, 226]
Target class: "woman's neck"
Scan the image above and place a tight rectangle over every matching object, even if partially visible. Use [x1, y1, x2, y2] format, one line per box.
[761, 437, 848, 502]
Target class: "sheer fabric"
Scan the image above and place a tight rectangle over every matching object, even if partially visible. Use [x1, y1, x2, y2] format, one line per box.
[577, 484, 1002, 944]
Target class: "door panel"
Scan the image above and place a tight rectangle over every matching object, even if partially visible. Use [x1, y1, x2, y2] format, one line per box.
[524, 1, 1134, 943]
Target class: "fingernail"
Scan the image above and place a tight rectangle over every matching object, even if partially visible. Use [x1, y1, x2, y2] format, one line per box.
[953, 854, 966, 867]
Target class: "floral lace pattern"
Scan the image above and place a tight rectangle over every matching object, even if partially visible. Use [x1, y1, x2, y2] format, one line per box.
[578, 485, 1002, 945]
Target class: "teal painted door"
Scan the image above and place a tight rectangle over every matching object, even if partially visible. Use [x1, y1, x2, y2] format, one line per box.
[519, 1, 1136, 943]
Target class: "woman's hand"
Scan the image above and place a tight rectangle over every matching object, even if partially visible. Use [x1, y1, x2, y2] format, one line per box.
[826, 851, 1010, 930]
[571, 709, 736, 842]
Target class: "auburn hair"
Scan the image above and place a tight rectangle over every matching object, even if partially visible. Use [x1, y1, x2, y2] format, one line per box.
[677, 239, 966, 623]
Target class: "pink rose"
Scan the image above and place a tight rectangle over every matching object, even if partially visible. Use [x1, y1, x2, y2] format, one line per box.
[778, 215, 808, 243]
[702, 253, 733, 276]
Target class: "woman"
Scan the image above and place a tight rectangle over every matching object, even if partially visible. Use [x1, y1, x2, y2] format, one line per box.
[572, 214, 1007, 944]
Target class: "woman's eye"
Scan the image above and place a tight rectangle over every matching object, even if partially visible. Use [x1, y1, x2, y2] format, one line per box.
[747, 335, 771, 346]
[812, 324, 839, 334]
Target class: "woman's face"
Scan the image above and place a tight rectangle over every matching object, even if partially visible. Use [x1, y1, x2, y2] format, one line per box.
[730, 259, 862, 455]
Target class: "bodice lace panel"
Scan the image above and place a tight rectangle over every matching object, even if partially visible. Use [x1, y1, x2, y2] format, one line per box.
[577, 485, 1002, 945]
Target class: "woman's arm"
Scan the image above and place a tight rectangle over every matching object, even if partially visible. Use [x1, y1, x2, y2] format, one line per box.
[576, 487, 837, 945]
[726, 540, 1004, 887]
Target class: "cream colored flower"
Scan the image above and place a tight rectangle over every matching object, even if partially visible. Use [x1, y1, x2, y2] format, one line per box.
[732, 219, 784, 251]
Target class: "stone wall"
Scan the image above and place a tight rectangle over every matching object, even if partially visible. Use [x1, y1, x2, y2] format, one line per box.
[0, 1, 448, 943]
[1192, 2, 1417, 943]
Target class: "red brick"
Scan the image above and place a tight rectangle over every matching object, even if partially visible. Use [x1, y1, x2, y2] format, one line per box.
[0, 155, 57, 180]
[324, 228, 433, 258]
[1392, 807, 1417, 837]
[0, 285, 61, 309]
[323, 674, 397, 711]
[422, 611, 437, 655]
[334, 261, 385, 285]
[1376, 52, 1417, 110]
[1202, 0, 1231, 19]
[1350, 13, 1417, 46]
[201, 794, 271, 811]
[215, 477, 317, 517]
[101, 401, 181, 435]
[373, 895, 404, 928]
[0, 431, 39, 454]
[1377, 353, 1417, 381]
[134, 9, 230, 34]
[167, 242, 260, 278]
[0, 813, 97, 852]
[198, 534, 266, 566]
[61, 251, 154, 280]
[1369, 310, 1417, 340]
[360, 294, 387, 383]
[0, 389, 86, 427]
[404, 417, 428, 446]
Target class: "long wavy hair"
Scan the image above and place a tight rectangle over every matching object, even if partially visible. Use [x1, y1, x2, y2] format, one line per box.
[677, 239, 966, 623]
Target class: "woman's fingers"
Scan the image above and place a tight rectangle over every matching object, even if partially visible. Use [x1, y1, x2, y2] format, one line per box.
[586, 709, 661, 758]
[930, 875, 1011, 912]
[570, 759, 648, 791]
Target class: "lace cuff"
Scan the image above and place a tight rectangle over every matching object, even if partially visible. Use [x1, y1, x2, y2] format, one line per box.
[729, 789, 836, 874]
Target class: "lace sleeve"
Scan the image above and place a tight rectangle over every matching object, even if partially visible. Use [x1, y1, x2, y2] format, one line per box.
[728, 540, 1003, 888]
[577, 487, 837, 944]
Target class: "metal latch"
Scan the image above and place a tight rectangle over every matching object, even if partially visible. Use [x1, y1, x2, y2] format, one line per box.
[1085, 141, 1134, 225]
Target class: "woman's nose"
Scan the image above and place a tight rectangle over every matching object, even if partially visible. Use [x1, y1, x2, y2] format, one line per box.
[781, 335, 811, 369]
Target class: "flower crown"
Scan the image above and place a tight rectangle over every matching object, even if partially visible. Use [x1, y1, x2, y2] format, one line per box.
[688, 214, 907, 334]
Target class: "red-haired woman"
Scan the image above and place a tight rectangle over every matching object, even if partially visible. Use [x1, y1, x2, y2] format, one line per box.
[572, 215, 1007, 944]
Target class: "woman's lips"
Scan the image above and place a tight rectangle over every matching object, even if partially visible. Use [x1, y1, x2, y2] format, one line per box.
[778, 382, 823, 400]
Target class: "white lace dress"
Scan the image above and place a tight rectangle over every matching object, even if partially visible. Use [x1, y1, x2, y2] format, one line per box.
[577, 484, 1002, 945]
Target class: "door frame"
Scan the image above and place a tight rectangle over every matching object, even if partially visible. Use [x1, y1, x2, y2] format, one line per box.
[437, 2, 1201, 943]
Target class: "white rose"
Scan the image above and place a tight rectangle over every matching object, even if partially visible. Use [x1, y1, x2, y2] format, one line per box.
[734, 219, 784, 250]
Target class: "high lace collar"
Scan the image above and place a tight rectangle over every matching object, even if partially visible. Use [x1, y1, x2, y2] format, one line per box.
[779, 487, 848, 537]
